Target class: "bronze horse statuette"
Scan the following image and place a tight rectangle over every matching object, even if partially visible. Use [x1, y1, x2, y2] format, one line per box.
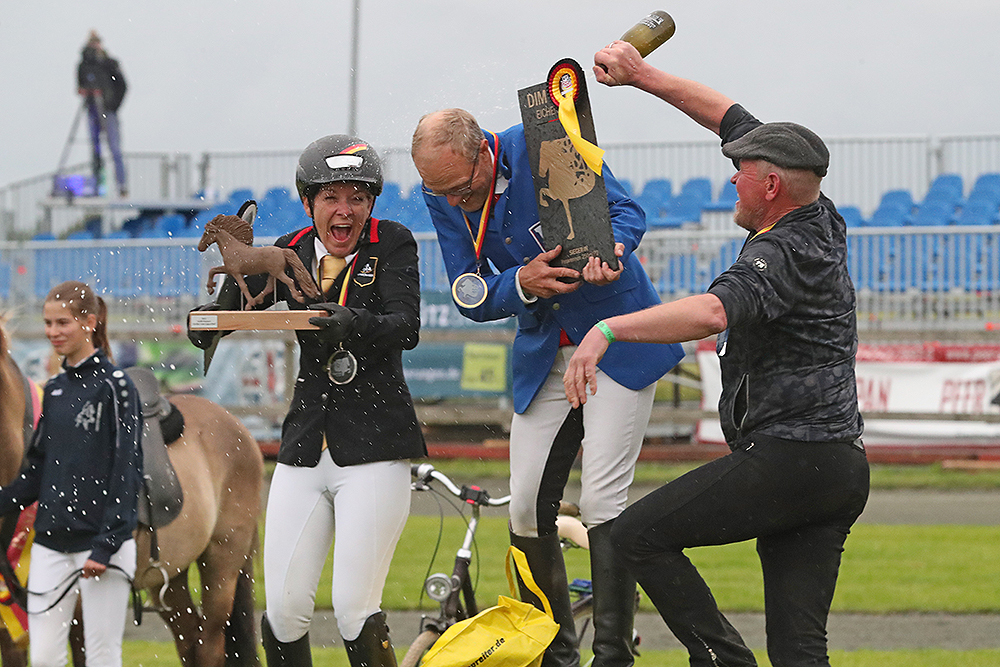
[198, 202, 319, 309]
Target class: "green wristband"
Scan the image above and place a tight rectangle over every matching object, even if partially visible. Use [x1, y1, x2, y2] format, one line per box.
[595, 320, 616, 343]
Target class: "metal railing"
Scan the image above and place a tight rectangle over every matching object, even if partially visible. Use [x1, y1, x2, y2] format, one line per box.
[4, 228, 1000, 337]
[0, 153, 195, 239]
[6, 134, 1000, 241]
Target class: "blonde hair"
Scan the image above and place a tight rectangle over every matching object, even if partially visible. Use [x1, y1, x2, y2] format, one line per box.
[45, 281, 112, 361]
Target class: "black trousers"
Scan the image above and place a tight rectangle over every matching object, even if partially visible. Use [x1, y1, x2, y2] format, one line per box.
[611, 436, 869, 667]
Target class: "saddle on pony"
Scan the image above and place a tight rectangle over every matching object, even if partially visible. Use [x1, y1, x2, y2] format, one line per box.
[126, 367, 185, 529]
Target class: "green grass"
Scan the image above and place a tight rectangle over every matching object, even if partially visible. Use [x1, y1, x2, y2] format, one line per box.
[121, 642, 1000, 666]
[246, 515, 1000, 614]
[411, 459, 1000, 490]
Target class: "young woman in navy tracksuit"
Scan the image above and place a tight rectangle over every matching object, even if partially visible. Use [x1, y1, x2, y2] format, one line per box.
[0, 281, 142, 667]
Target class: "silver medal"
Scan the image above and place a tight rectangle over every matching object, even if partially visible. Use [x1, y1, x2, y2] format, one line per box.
[326, 348, 358, 385]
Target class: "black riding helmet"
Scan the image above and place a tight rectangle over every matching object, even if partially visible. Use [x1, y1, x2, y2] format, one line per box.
[295, 135, 384, 207]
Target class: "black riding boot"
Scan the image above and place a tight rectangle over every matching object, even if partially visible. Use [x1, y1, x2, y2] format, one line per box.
[510, 530, 580, 667]
[588, 519, 637, 667]
[261, 613, 312, 667]
[343, 611, 398, 667]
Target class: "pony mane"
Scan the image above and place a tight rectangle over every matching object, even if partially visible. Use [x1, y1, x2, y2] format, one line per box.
[207, 214, 254, 245]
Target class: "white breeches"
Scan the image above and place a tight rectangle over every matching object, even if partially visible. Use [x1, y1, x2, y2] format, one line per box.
[509, 346, 655, 536]
[263, 456, 411, 642]
[27, 539, 136, 667]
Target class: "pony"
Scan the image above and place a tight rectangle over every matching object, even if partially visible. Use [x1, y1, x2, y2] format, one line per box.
[198, 202, 319, 310]
[0, 320, 265, 667]
[0, 321, 31, 667]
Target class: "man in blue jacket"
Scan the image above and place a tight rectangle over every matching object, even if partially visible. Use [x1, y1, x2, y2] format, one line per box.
[412, 108, 683, 667]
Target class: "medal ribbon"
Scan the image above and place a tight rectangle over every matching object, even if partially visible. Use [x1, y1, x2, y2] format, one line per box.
[460, 132, 501, 269]
[335, 254, 360, 306]
[749, 222, 777, 242]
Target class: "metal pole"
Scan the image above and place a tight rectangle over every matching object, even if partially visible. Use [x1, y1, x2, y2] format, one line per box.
[347, 0, 361, 136]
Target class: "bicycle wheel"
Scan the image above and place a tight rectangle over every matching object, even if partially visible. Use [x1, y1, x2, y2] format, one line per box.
[571, 593, 642, 657]
[572, 595, 594, 652]
[400, 629, 441, 667]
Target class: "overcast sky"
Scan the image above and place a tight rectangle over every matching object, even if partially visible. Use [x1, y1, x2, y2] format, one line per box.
[2, 0, 998, 188]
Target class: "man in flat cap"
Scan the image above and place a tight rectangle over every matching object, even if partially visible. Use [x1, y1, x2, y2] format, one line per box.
[562, 42, 869, 667]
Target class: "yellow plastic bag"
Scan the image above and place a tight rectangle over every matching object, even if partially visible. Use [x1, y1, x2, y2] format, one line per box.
[419, 546, 560, 667]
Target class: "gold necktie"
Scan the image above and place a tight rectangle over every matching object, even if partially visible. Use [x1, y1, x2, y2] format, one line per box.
[320, 254, 347, 295]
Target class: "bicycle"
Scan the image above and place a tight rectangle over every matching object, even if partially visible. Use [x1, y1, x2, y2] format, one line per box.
[400, 464, 639, 667]
[401, 463, 511, 667]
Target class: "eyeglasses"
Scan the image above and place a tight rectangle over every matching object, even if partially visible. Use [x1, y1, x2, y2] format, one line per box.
[421, 156, 478, 198]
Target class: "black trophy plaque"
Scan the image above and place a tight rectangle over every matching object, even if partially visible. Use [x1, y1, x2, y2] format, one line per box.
[517, 58, 618, 273]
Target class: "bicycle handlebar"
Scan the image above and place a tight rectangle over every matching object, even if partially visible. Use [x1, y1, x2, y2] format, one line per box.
[411, 463, 511, 507]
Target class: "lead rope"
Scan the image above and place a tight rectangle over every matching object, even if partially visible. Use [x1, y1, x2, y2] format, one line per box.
[25, 563, 144, 625]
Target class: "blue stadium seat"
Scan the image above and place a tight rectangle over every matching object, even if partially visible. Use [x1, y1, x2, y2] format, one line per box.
[67, 230, 95, 240]
[407, 206, 436, 233]
[192, 204, 229, 224]
[879, 189, 914, 212]
[634, 194, 666, 218]
[381, 181, 403, 200]
[703, 180, 738, 212]
[910, 200, 955, 226]
[261, 186, 294, 206]
[638, 178, 672, 202]
[32, 233, 56, 241]
[259, 187, 297, 225]
[633, 179, 672, 218]
[255, 208, 297, 238]
[155, 214, 187, 238]
[968, 173, 1000, 208]
[650, 193, 703, 228]
[680, 177, 713, 205]
[141, 227, 172, 239]
[287, 206, 312, 231]
[407, 182, 424, 203]
[838, 205, 865, 228]
[953, 200, 1000, 226]
[868, 207, 908, 227]
[923, 173, 964, 207]
[227, 188, 255, 205]
[868, 190, 914, 226]
[396, 197, 435, 232]
[373, 182, 405, 222]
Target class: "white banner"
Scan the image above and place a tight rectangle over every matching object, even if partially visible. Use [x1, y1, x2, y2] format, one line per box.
[696, 341, 1000, 447]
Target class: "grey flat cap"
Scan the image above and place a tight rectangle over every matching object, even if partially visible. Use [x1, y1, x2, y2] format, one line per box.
[722, 122, 829, 177]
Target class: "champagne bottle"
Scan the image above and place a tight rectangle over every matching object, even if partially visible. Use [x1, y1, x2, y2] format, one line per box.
[619, 10, 675, 57]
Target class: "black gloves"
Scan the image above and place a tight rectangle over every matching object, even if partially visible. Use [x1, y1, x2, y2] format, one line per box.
[308, 303, 357, 345]
[187, 302, 228, 350]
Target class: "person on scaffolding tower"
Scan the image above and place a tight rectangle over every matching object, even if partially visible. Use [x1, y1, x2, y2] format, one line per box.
[77, 30, 128, 197]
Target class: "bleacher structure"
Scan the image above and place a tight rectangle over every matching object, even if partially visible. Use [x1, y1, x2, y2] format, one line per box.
[5, 125, 1000, 338]
[4, 171, 1000, 337]
[5, 162, 1000, 430]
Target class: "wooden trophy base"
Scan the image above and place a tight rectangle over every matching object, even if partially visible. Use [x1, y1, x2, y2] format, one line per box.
[188, 310, 319, 331]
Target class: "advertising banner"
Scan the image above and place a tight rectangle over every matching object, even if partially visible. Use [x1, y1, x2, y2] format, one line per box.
[696, 341, 1000, 446]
